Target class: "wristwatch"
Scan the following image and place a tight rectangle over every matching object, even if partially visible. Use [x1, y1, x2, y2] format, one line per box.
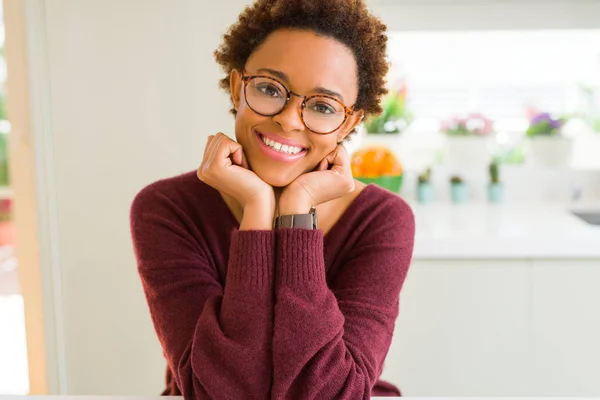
[274, 206, 318, 230]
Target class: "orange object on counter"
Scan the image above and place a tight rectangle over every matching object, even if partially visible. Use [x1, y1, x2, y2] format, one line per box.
[351, 146, 402, 178]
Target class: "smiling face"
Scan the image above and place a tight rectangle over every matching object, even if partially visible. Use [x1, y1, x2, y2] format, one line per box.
[229, 29, 364, 188]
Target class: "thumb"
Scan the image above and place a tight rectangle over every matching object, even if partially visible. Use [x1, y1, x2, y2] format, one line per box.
[317, 158, 329, 171]
[330, 145, 349, 173]
[241, 150, 250, 169]
[231, 145, 243, 166]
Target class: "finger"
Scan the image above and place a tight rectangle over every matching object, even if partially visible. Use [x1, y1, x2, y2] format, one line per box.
[201, 135, 216, 164]
[231, 145, 243, 166]
[325, 147, 340, 166]
[240, 150, 250, 169]
[206, 134, 224, 168]
[317, 158, 329, 171]
[335, 145, 350, 164]
[215, 135, 243, 167]
[210, 134, 224, 159]
[213, 133, 231, 157]
[330, 145, 351, 173]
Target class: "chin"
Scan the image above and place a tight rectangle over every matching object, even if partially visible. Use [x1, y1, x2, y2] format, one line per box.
[253, 166, 298, 188]
[243, 138, 318, 187]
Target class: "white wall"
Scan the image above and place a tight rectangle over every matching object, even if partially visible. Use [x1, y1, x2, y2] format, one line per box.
[33, 0, 251, 394]
[368, 0, 600, 30]
[20, 0, 600, 395]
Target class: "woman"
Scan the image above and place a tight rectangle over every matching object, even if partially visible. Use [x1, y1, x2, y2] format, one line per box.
[130, 0, 415, 398]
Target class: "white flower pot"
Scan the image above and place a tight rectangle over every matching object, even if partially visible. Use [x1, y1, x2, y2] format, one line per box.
[443, 136, 492, 168]
[528, 136, 573, 167]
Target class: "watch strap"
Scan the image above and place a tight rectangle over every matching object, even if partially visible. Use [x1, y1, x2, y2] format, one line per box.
[274, 206, 318, 230]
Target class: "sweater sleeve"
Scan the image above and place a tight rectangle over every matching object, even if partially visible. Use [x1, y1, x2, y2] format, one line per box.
[130, 187, 275, 400]
[271, 196, 415, 400]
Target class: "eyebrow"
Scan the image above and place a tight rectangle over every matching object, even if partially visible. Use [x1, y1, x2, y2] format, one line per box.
[256, 67, 345, 102]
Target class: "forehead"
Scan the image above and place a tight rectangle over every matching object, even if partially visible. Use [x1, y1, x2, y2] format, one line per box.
[245, 29, 359, 102]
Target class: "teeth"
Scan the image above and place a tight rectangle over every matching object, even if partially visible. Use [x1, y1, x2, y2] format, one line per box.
[261, 135, 303, 155]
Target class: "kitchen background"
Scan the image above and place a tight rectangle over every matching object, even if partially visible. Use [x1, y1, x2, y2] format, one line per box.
[1, 0, 599, 397]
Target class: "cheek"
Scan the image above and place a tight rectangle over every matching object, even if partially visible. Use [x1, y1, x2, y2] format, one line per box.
[236, 100, 255, 124]
[314, 131, 341, 152]
[235, 89, 261, 123]
[234, 105, 262, 141]
[307, 136, 339, 164]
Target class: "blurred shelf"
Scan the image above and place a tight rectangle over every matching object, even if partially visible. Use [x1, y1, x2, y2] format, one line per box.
[0, 186, 13, 200]
[0, 245, 14, 261]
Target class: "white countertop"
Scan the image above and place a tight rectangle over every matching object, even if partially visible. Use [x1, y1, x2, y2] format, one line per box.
[0, 397, 399, 400]
[0, 396, 590, 400]
[411, 202, 600, 259]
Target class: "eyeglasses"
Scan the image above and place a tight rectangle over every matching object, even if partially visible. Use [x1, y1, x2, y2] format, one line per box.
[241, 73, 355, 135]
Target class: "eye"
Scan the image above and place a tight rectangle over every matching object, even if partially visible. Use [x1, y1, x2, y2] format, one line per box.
[255, 82, 284, 98]
[310, 101, 337, 115]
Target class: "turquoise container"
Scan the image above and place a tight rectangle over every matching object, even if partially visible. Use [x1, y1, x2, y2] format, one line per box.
[488, 183, 504, 204]
[451, 183, 468, 204]
[417, 182, 434, 204]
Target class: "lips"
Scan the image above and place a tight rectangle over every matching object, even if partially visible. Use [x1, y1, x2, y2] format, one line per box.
[254, 130, 308, 163]
[256, 130, 307, 150]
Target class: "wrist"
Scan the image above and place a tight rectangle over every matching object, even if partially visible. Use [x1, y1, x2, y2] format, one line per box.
[239, 195, 276, 231]
[278, 191, 313, 215]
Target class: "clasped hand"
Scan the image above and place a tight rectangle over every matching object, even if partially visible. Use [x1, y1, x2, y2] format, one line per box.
[197, 133, 354, 226]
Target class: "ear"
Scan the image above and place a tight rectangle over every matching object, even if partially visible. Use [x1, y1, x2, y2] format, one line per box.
[229, 69, 243, 112]
[337, 109, 365, 142]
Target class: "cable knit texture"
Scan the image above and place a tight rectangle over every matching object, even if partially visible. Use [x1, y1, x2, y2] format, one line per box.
[130, 170, 415, 400]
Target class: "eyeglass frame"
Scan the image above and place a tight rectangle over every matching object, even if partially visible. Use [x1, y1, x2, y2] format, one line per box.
[240, 72, 357, 135]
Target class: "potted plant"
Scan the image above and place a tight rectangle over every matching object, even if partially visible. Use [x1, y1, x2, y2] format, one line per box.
[441, 112, 494, 168]
[351, 146, 403, 193]
[526, 112, 572, 166]
[0, 198, 13, 246]
[488, 160, 503, 204]
[364, 83, 413, 135]
[417, 167, 434, 204]
[450, 175, 468, 204]
[0, 90, 9, 187]
[359, 85, 414, 160]
[0, 132, 9, 187]
[578, 84, 600, 133]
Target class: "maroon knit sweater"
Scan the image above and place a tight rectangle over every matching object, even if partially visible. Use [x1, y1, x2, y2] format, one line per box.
[130, 170, 415, 399]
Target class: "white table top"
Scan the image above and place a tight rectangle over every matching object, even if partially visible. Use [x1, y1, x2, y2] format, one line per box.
[0, 397, 400, 400]
[1, 396, 592, 399]
[411, 202, 600, 259]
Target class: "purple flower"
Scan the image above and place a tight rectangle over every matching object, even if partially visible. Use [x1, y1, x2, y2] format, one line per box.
[526, 112, 567, 137]
[531, 112, 551, 124]
[531, 112, 562, 128]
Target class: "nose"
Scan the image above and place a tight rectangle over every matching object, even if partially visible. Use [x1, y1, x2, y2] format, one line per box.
[271, 94, 306, 133]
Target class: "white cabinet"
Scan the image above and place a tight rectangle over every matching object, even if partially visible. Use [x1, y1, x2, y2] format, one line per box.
[381, 259, 600, 396]
[532, 260, 600, 396]
[381, 260, 533, 396]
